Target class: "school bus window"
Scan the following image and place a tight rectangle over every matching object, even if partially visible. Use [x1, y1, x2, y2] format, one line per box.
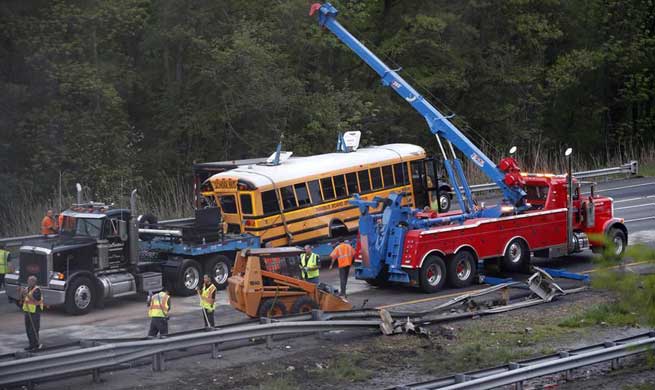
[394, 163, 408, 185]
[345, 172, 358, 194]
[240, 194, 253, 214]
[261, 190, 280, 214]
[320, 177, 335, 200]
[308, 180, 322, 205]
[358, 170, 371, 192]
[280, 186, 297, 210]
[219, 195, 238, 214]
[294, 183, 311, 207]
[334, 175, 347, 198]
[370, 167, 383, 189]
[382, 165, 394, 187]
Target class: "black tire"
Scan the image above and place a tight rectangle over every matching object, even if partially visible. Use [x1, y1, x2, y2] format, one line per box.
[258, 299, 288, 318]
[204, 255, 232, 290]
[65, 276, 95, 315]
[502, 238, 530, 273]
[290, 296, 318, 314]
[365, 267, 391, 288]
[447, 250, 477, 288]
[438, 191, 451, 212]
[419, 255, 447, 293]
[174, 259, 202, 296]
[608, 228, 627, 258]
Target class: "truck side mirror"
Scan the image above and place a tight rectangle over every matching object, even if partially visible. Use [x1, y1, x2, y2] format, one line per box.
[119, 220, 128, 241]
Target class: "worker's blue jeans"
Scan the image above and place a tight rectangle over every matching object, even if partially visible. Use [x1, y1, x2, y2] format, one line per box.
[305, 277, 319, 284]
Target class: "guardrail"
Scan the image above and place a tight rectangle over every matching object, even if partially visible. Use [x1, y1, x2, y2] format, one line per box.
[394, 331, 655, 390]
[0, 318, 382, 386]
[465, 161, 639, 193]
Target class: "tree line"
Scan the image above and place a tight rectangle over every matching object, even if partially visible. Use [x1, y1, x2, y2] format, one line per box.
[1, 0, 653, 234]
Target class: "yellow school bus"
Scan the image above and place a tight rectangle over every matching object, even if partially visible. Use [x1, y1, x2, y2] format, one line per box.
[204, 144, 443, 247]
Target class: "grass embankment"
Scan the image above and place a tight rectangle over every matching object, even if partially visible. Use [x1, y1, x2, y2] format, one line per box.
[232, 294, 617, 390]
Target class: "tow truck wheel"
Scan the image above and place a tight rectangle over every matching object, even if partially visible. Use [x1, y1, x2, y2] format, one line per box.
[447, 250, 476, 288]
[65, 276, 95, 315]
[204, 255, 231, 290]
[502, 238, 530, 273]
[608, 228, 627, 258]
[258, 299, 287, 318]
[175, 259, 202, 296]
[419, 255, 447, 293]
[438, 192, 451, 213]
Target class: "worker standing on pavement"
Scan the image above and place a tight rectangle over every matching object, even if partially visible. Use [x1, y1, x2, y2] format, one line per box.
[197, 275, 216, 328]
[329, 239, 355, 298]
[0, 244, 8, 289]
[300, 245, 320, 284]
[21, 275, 43, 351]
[147, 289, 171, 337]
[40, 209, 58, 235]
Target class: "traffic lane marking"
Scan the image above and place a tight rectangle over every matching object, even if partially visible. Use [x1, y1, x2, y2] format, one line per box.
[581, 261, 651, 274]
[614, 195, 655, 204]
[583, 181, 655, 194]
[614, 202, 655, 211]
[626, 216, 655, 223]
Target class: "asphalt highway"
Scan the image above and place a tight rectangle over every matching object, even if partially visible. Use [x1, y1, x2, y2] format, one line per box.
[0, 176, 652, 355]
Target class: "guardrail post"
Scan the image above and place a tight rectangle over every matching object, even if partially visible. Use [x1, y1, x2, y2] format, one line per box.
[559, 351, 572, 380]
[92, 368, 101, 383]
[454, 373, 468, 383]
[312, 309, 325, 339]
[508, 362, 522, 390]
[152, 352, 165, 371]
[262, 318, 274, 349]
[211, 342, 222, 359]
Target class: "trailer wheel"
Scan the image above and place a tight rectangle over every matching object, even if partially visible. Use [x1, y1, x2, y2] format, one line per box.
[502, 238, 530, 273]
[419, 255, 447, 293]
[290, 296, 318, 314]
[65, 276, 95, 315]
[175, 259, 202, 296]
[447, 250, 477, 288]
[204, 255, 231, 290]
[258, 299, 287, 318]
[608, 228, 627, 258]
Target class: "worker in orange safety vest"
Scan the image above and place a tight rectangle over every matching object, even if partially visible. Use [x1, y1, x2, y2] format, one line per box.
[40, 209, 58, 235]
[329, 239, 356, 298]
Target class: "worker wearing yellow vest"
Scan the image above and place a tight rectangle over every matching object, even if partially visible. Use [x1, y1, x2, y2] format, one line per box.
[197, 275, 216, 328]
[147, 289, 171, 337]
[20, 275, 43, 351]
[329, 239, 356, 298]
[300, 245, 320, 284]
[0, 244, 9, 289]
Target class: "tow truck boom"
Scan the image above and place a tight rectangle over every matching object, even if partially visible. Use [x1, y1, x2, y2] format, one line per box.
[310, 3, 526, 212]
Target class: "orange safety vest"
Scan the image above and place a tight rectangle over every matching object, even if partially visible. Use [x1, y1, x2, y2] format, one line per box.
[331, 243, 355, 268]
[41, 216, 56, 235]
[148, 292, 170, 318]
[200, 283, 216, 311]
[22, 287, 44, 314]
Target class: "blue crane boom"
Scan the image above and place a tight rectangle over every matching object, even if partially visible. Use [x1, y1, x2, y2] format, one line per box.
[310, 3, 526, 210]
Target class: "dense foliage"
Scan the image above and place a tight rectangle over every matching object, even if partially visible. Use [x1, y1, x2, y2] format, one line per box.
[1, 0, 654, 233]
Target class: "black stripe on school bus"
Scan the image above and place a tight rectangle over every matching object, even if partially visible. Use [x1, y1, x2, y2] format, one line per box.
[244, 205, 360, 232]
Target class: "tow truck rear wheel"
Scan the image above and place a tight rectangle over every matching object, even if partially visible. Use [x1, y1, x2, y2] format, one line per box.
[502, 238, 530, 273]
[447, 250, 476, 288]
[175, 259, 202, 296]
[65, 276, 95, 315]
[204, 255, 231, 290]
[419, 255, 447, 293]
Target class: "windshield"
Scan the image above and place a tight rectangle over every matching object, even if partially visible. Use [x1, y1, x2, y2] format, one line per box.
[64, 218, 103, 238]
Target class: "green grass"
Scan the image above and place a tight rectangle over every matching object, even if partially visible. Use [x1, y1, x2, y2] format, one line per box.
[559, 303, 638, 328]
[243, 376, 298, 390]
[639, 161, 655, 177]
[311, 352, 375, 383]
